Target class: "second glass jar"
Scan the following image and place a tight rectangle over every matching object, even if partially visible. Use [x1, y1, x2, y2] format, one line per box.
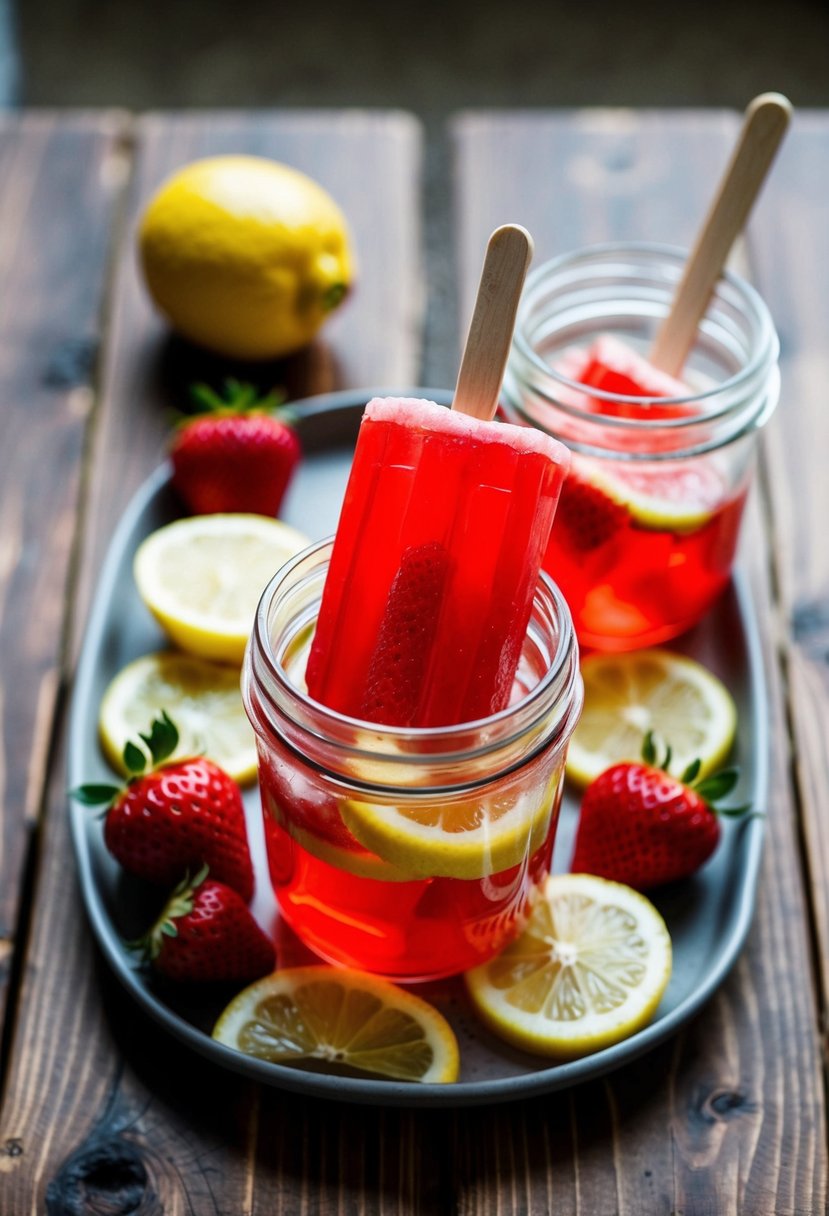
[503, 242, 780, 651]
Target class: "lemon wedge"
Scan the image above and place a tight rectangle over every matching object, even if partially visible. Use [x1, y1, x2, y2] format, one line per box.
[465, 873, 672, 1059]
[580, 458, 727, 534]
[565, 649, 737, 788]
[133, 514, 310, 663]
[212, 966, 460, 1083]
[98, 650, 258, 784]
[340, 775, 559, 881]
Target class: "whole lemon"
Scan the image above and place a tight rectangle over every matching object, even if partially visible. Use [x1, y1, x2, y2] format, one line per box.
[138, 155, 354, 360]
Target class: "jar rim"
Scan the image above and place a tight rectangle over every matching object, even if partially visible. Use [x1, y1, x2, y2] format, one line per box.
[512, 239, 779, 430]
[249, 536, 579, 760]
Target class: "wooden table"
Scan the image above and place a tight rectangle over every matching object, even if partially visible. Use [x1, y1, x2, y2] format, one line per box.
[0, 107, 826, 1215]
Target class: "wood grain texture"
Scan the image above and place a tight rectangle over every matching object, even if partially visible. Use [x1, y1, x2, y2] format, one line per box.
[451, 109, 827, 1215]
[745, 114, 829, 1025]
[0, 110, 428, 1214]
[1, 108, 827, 1216]
[0, 111, 124, 1029]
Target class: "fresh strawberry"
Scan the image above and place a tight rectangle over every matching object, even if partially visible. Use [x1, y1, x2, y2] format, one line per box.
[133, 866, 275, 984]
[570, 733, 749, 890]
[359, 541, 453, 726]
[170, 379, 301, 516]
[555, 476, 629, 552]
[73, 712, 254, 900]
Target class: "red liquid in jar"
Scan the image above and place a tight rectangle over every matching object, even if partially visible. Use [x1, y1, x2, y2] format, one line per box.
[257, 749, 562, 982]
[546, 473, 747, 650]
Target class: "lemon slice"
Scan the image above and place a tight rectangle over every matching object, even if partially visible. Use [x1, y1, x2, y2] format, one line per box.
[99, 650, 257, 784]
[288, 824, 420, 882]
[340, 776, 558, 881]
[584, 459, 725, 533]
[465, 873, 672, 1059]
[565, 649, 737, 788]
[212, 966, 460, 1083]
[133, 514, 310, 663]
[264, 789, 419, 883]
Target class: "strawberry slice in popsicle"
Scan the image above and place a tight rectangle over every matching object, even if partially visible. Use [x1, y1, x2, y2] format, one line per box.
[359, 541, 453, 727]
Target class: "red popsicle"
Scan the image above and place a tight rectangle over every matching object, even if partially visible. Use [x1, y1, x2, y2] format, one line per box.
[304, 396, 569, 726]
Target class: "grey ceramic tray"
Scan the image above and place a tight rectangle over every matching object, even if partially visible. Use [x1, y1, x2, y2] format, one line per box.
[68, 387, 768, 1108]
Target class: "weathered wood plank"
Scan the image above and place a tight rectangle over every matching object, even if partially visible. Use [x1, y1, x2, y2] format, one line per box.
[746, 114, 829, 1025]
[2, 744, 257, 1214]
[0, 110, 427, 1214]
[453, 108, 737, 330]
[2, 107, 826, 1216]
[0, 111, 124, 1032]
[450, 108, 826, 1216]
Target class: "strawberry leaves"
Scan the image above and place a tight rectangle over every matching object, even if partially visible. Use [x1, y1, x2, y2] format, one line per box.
[693, 768, 740, 803]
[132, 709, 179, 772]
[641, 729, 751, 817]
[72, 781, 122, 807]
[642, 729, 668, 770]
[72, 711, 180, 808]
[130, 863, 211, 965]
[679, 757, 702, 785]
[187, 378, 288, 418]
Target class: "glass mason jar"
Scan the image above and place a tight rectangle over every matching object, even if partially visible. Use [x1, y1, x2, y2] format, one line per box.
[242, 539, 583, 983]
[503, 242, 780, 651]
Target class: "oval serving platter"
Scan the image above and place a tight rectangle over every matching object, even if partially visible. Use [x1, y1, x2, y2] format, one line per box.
[68, 387, 768, 1108]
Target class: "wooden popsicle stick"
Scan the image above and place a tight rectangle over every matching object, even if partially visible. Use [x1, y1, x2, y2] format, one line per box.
[649, 92, 792, 377]
[453, 223, 534, 420]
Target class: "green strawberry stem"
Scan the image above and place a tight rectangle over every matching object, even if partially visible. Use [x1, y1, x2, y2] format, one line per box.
[128, 864, 210, 965]
[71, 782, 122, 807]
[680, 757, 702, 785]
[71, 710, 180, 808]
[323, 282, 347, 311]
[186, 379, 292, 423]
[641, 730, 752, 817]
[138, 710, 179, 767]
